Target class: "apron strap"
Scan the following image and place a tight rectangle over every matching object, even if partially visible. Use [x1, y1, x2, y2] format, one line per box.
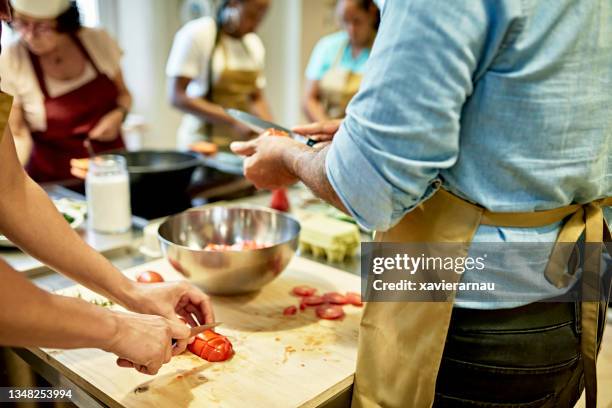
[27, 48, 50, 99]
[69, 32, 101, 75]
[27, 31, 102, 99]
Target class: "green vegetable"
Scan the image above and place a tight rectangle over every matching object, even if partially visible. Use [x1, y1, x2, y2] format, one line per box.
[63, 213, 75, 224]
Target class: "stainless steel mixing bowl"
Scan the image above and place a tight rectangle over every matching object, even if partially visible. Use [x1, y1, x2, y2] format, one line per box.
[158, 206, 301, 295]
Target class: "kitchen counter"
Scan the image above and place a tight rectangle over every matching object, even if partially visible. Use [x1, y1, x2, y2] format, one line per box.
[7, 184, 366, 408]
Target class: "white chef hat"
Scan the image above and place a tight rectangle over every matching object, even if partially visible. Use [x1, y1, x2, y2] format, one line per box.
[10, 0, 71, 19]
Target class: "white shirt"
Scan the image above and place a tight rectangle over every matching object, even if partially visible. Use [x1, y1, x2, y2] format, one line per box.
[166, 16, 266, 99]
[0, 27, 122, 132]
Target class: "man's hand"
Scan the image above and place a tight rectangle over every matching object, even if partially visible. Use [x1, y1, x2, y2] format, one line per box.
[230, 132, 306, 190]
[292, 120, 342, 143]
[123, 281, 215, 355]
[89, 109, 123, 142]
[106, 311, 191, 375]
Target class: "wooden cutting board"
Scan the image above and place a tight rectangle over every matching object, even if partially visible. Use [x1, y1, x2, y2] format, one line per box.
[36, 257, 363, 408]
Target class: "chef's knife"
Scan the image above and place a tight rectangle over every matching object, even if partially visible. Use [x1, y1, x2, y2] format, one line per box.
[172, 322, 223, 346]
[226, 109, 318, 147]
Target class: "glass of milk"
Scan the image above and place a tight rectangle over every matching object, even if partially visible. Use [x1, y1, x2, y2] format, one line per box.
[86, 155, 132, 234]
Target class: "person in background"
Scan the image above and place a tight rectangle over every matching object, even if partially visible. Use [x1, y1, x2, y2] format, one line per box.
[167, 0, 272, 151]
[0, 0, 131, 183]
[0, 0, 214, 376]
[303, 0, 379, 122]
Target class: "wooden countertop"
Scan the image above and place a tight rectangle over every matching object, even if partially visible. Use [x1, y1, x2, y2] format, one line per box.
[34, 257, 363, 408]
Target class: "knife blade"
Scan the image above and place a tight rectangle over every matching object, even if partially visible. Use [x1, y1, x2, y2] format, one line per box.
[172, 322, 222, 346]
[226, 109, 318, 147]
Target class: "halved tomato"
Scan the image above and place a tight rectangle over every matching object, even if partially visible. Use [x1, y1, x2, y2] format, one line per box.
[315, 304, 345, 320]
[136, 270, 164, 283]
[187, 329, 234, 362]
[322, 292, 348, 305]
[292, 285, 317, 297]
[346, 292, 363, 307]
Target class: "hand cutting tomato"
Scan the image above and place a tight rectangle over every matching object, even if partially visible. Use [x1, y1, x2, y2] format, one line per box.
[187, 329, 234, 362]
[136, 271, 165, 284]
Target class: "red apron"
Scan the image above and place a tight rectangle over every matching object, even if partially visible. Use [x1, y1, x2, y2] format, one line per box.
[26, 33, 125, 182]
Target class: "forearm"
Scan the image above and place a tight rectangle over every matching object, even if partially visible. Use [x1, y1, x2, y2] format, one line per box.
[285, 144, 347, 213]
[303, 97, 329, 123]
[0, 132, 138, 308]
[0, 259, 117, 350]
[13, 130, 32, 165]
[117, 89, 132, 112]
[0, 177, 137, 305]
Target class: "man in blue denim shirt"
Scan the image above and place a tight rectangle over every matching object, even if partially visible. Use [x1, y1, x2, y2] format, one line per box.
[233, 0, 611, 406]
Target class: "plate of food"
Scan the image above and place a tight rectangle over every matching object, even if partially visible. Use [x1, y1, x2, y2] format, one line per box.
[0, 199, 86, 248]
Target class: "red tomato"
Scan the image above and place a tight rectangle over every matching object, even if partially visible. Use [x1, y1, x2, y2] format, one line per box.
[270, 189, 290, 212]
[346, 292, 363, 307]
[187, 330, 234, 362]
[302, 295, 325, 306]
[322, 292, 348, 305]
[292, 285, 317, 297]
[299, 301, 307, 311]
[316, 304, 345, 320]
[136, 271, 164, 283]
[283, 305, 298, 316]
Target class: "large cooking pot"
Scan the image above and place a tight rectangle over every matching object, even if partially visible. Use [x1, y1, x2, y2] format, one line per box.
[112, 150, 202, 219]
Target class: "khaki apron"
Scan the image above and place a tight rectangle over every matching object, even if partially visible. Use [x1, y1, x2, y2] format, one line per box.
[0, 91, 12, 142]
[319, 42, 363, 120]
[352, 188, 612, 408]
[178, 35, 260, 151]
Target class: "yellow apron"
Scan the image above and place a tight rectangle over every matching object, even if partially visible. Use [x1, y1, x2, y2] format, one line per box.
[204, 36, 260, 150]
[319, 42, 363, 120]
[176, 36, 260, 151]
[352, 188, 612, 408]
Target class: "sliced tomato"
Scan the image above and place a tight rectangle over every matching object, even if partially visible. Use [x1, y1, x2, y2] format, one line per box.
[136, 270, 164, 283]
[316, 304, 345, 320]
[187, 330, 234, 362]
[322, 292, 348, 305]
[299, 301, 307, 311]
[302, 295, 325, 306]
[292, 285, 317, 297]
[283, 305, 298, 316]
[346, 292, 363, 307]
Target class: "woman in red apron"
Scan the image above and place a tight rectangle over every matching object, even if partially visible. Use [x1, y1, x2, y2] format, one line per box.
[2, 0, 130, 182]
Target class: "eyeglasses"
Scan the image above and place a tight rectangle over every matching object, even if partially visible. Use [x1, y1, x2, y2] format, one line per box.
[11, 18, 56, 35]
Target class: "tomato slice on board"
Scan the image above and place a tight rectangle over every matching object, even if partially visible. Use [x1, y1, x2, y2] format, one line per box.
[187, 330, 234, 362]
[322, 292, 348, 305]
[283, 305, 298, 316]
[302, 295, 325, 306]
[346, 292, 363, 307]
[136, 271, 164, 283]
[316, 304, 345, 320]
[292, 285, 317, 297]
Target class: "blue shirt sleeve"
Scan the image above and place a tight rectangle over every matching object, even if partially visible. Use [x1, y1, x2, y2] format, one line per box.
[325, 0, 520, 231]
